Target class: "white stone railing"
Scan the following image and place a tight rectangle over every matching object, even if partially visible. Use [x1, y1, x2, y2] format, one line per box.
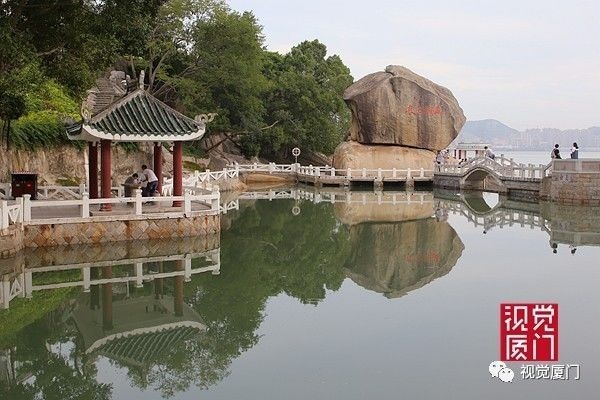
[11, 189, 220, 226]
[296, 165, 434, 180]
[1, 199, 24, 230]
[0, 184, 123, 200]
[226, 163, 297, 173]
[162, 168, 240, 195]
[436, 156, 551, 180]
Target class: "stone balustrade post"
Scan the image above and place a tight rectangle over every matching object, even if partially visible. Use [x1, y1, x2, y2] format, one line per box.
[211, 189, 220, 212]
[134, 189, 143, 215]
[22, 195, 31, 223]
[185, 258, 192, 282]
[81, 192, 90, 218]
[184, 191, 192, 217]
[0, 200, 8, 229]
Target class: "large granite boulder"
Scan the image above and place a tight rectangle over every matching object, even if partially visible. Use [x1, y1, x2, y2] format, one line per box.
[332, 141, 435, 170]
[344, 65, 466, 151]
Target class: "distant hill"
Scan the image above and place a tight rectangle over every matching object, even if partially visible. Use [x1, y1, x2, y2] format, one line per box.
[453, 119, 600, 150]
[459, 119, 519, 142]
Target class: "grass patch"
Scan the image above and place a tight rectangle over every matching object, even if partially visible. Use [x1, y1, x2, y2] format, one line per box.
[183, 160, 206, 171]
[56, 176, 80, 186]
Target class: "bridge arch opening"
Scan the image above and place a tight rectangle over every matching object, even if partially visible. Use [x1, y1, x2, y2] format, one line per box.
[462, 167, 506, 193]
[462, 192, 500, 214]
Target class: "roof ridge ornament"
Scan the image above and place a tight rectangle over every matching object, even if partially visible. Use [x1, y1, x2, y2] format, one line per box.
[194, 113, 217, 124]
[81, 103, 92, 123]
[138, 70, 145, 90]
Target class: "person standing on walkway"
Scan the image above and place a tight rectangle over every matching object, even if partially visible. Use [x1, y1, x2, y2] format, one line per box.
[484, 146, 495, 159]
[570, 142, 579, 159]
[140, 164, 159, 197]
[551, 144, 562, 159]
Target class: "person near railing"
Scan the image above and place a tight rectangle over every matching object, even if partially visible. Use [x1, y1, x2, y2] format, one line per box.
[123, 173, 141, 197]
[484, 146, 495, 160]
[140, 164, 159, 197]
[550, 144, 562, 160]
[570, 142, 579, 159]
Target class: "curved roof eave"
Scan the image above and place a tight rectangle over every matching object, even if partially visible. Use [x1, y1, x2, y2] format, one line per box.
[69, 124, 206, 142]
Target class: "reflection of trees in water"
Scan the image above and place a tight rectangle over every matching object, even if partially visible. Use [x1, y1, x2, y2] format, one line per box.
[1, 306, 112, 400]
[1, 198, 464, 398]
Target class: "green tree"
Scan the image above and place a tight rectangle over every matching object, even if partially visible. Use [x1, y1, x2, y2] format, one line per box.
[258, 40, 353, 158]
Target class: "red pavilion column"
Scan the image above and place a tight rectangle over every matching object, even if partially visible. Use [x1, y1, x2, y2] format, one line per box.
[153, 142, 163, 194]
[88, 142, 99, 199]
[100, 139, 112, 211]
[173, 141, 183, 207]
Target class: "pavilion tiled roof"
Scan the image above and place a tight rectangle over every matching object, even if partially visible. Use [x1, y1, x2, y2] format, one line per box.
[67, 89, 206, 142]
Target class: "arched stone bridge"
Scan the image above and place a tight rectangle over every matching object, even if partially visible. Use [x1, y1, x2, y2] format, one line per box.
[433, 156, 553, 200]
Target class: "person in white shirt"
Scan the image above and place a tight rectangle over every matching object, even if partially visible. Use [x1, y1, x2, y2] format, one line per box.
[140, 164, 159, 197]
[484, 146, 495, 159]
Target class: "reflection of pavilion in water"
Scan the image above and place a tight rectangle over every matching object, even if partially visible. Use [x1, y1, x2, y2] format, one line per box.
[0, 236, 220, 388]
[0, 235, 220, 310]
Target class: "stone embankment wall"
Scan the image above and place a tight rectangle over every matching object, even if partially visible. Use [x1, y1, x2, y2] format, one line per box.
[0, 213, 220, 258]
[24, 214, 220, 248]
[544, 159, 600, 206]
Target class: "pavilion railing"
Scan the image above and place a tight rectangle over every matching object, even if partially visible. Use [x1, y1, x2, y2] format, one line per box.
[1, 189, 219, 228]
[0, 184, 123, 200]
[0, 198, 24, 230]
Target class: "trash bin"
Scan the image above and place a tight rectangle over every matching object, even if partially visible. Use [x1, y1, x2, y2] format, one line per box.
[11, 172, 38, 200]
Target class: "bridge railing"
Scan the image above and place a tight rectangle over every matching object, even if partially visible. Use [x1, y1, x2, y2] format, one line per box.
[437, 156, 551, 179]
[296, 165, 434, 180]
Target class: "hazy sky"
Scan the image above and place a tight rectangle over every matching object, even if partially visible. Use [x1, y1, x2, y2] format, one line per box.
[228, 0, 600, 130]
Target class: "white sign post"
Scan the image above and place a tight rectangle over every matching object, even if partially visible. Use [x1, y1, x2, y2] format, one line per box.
[292, 147, 301, 164]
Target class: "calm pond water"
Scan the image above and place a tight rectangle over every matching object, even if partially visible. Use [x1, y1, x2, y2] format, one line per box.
[1, 188, 599, 399]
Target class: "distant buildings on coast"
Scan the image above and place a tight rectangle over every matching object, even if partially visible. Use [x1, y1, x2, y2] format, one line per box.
[454, 119, 600, 151]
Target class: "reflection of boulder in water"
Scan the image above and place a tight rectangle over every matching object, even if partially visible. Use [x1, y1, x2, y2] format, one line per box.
[344, 218, 464, 298]
[333, 192, 435, 225]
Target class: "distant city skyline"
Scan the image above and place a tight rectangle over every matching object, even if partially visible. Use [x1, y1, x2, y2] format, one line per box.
[228, 0, 600, 130]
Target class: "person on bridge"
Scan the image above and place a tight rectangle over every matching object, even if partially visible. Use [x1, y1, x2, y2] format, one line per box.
[484, 146, 495, 159]
[435, 150, 445, 165]
[570, 142, 579, 159]
[551, 144, 562, 159]
[140, 164, 159, 197]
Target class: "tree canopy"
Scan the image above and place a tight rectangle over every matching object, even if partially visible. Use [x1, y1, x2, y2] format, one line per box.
[0, 0, 353, 156]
